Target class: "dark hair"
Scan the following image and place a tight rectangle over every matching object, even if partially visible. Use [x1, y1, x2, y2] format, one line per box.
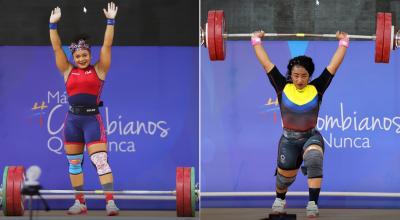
[70, 34, 91, 54]
[286, 55, 315, 81]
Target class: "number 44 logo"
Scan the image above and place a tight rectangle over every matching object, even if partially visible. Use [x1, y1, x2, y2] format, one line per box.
[32, 101, 48, 111]
[266, 98, 278, 106]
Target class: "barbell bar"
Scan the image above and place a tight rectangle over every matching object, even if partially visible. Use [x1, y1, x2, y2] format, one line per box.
[0, 166, 198, 217]
[224, 33, 376, 39]
[201, 191, 400, 197]
[201, 10, 400, 63]
[33, 194, 177, 200]
[37, 189, 176, 195]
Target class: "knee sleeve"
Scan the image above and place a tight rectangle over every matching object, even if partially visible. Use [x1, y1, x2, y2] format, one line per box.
[302, 149, 323, 178]
[276, 172, 296, 190]
[67, 154, 84, 175]
[90, 152, 112, 176]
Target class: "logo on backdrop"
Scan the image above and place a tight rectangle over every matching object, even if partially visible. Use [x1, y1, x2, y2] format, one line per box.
[262, 98, 400, 149]
[31, 90, 170, 155]
[261, 97, 279, 124]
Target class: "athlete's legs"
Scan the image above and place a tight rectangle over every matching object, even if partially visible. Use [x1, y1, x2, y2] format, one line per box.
[65, 144, 85, 192]
[87, 143, 119, 215]
[303, 145, 323, 189]
[87, 143, 114, 191]
[64, 113, 88, 214]
[302, 132, 325, 217]
[84, 113, 118, 215]
[64, 144, 87, 214]
[84, 114, 114, 198]
[273, 135, 304, 213]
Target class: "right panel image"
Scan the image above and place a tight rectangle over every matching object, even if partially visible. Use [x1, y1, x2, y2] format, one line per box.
[200, 1, 400, 219]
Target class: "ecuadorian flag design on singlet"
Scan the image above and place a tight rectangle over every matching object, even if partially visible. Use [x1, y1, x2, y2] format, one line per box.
[282, 84, 318, 112]
[267, 66, 333, 132]
[280, 84, 319, 131]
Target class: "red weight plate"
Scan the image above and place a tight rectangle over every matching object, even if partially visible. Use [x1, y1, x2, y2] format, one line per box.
[382, 13, 392, 63]
[176, 167, 184, 217]
[13, 166, 25, 216]
[375, 12, 384, 63]
[207, 10, 217, 61]
[183, 167, 192, 217]
[6, 166, 15, 216]
[214, 10, 226, 60]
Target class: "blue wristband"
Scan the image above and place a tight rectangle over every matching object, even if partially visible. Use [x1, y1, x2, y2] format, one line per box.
[49, 23, 57, 30]
[107, 19, 115, 25]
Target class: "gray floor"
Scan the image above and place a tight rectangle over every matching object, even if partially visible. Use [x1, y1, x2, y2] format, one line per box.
[3, 209, 400, 219]
[200, 208, 400, 220]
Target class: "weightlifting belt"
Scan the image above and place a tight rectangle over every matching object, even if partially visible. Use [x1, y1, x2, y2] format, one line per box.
[283, 128, 316, 139]
[69, 105, 99, 115]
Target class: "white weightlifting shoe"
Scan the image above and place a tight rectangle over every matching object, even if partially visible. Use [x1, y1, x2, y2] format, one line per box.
[271, 198, 286, 214]
[106, 200, 120, 216]
[67, 200, 87, 215]
[306, 201, 319, 218]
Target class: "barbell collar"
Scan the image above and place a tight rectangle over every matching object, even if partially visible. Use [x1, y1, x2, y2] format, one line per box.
[395, 29, 400, 49]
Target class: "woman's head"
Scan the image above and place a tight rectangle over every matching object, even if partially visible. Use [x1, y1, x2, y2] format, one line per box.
[286, 55, 315, 90]
[69, 37, 91, 69]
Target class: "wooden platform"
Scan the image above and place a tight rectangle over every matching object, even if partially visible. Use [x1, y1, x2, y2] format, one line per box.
[201, 208, 400, 220]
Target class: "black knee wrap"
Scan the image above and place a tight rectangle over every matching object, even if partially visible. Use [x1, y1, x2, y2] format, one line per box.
[276, 172, 296, 190]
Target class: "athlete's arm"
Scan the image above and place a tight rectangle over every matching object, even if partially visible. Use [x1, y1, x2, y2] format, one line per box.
[327, 31, 348, 75]
[252, 31, 275, 73]
[95, 2, 118, 80]
[49, 7, 73, 77]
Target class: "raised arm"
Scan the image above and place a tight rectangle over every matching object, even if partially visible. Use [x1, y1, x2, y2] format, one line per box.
[95, 2, 118, 80]
[252, 31, 275, 73]
[326, 31, 349, 75]
[49, 7, 72, 77]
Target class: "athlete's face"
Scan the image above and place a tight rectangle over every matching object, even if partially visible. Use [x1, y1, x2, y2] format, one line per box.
[291, 65, 309, 90]
[73, 49, 91, 69]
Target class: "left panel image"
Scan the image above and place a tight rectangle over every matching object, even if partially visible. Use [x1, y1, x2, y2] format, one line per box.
[0, 0, 199, 218]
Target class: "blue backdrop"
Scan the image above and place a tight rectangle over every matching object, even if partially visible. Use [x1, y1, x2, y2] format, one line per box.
[0, 46, 199, 210]
[201, 41, 400, 208]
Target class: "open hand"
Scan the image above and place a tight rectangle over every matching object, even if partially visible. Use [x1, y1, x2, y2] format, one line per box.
[50, 7, 61, 23]
[103, 2, 118, 19]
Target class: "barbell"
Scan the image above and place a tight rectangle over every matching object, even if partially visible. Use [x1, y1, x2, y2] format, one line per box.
[0, 166, 198, 217]
[201, 10, 400, 63]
